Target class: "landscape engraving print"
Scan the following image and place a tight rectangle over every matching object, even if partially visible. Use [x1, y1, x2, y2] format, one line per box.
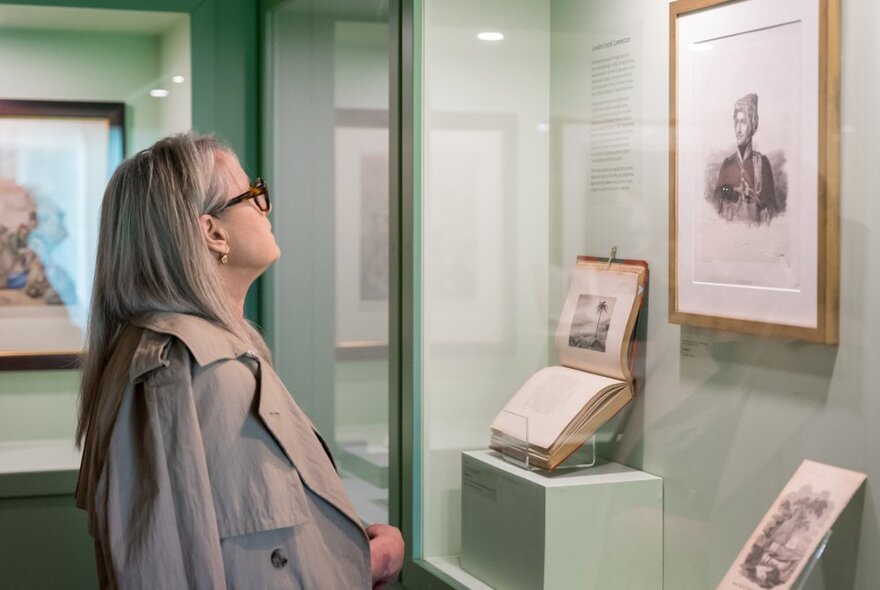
[568, 294, 617, 353]
[737, 484, 831, 588]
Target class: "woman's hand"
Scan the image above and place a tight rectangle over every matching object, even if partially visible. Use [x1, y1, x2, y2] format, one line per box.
[366, 523, 404, 589]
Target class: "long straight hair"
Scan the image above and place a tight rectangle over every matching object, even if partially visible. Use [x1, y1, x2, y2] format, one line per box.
[76, 132, 269, 447]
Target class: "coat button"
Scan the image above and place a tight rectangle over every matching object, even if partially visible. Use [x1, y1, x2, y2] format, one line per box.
[270, 548, 288, 569]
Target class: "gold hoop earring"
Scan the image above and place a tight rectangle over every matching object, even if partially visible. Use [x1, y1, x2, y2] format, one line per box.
[220, 252, 229, 265]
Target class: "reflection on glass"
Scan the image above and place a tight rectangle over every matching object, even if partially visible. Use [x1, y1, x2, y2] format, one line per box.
[420, 0, 648, 574]
[421, 0, 552, 565]
[266, 0, 390, 524]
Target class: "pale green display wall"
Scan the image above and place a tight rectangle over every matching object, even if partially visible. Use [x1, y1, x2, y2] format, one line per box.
[582, 1, 878, 587]
[332, 20, 389, 445]
[264, 8, 389, 448]
[414, 0, 879, 588]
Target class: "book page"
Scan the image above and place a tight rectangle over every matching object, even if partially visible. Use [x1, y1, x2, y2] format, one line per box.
[490, 366, 622, 449]
[555, 264, 640, 379]
[717, 460, 866, 590]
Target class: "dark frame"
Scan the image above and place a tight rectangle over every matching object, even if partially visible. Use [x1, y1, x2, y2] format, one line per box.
[0, 98, 125, 370]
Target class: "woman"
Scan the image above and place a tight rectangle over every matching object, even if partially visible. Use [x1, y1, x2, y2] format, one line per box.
[75, 132, 403, 589]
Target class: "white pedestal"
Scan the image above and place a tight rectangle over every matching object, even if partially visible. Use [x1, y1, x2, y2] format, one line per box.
[461, 450, 662, 590]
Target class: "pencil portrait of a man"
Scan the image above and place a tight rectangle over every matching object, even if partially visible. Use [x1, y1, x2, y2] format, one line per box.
[711, 93, 780, 225]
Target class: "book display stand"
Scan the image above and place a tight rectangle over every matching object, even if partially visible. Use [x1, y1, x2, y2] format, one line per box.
[496, 410, 597, 471]
[792, 530, 832, 590]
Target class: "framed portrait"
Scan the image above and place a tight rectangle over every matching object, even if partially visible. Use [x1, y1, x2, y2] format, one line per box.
[669, 0, 840, 343]
[0, 99, 125, 370]
[334, 109, 389, 361]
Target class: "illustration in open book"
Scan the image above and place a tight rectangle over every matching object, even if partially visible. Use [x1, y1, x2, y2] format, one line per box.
[489, 255, 648, 471]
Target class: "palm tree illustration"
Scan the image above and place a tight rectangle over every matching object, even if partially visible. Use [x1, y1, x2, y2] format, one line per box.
[593, 300, 608, 347]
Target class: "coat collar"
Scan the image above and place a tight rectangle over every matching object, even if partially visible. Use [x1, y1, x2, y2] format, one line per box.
[131, 312, 254, 369]
[132, 312, 364, 532]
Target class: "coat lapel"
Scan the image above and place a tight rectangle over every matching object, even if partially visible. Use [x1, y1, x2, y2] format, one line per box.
[254, 359, 364, 531]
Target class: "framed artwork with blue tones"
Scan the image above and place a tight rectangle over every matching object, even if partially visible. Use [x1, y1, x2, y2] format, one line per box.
[0, 99, 124, 370]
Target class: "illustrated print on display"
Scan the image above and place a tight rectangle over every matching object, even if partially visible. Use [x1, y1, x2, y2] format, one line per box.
[707, 93, 787, 227]
[738, 484, 831, 588]
[569, 294, 617, 353]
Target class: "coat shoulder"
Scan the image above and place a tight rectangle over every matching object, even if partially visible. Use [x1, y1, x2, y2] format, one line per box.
[130, 312, 251, 372]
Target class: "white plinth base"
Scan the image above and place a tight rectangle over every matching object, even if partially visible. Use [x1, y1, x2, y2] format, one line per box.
[461, 450, 663, 590]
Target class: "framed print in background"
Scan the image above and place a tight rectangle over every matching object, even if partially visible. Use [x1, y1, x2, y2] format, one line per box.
[669, 0, 840, 343]
[0, 99, 124, 369]
[334, 109, 390, 361]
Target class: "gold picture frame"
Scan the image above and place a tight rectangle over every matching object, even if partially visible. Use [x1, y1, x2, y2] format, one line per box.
[669, 0, 840, 343]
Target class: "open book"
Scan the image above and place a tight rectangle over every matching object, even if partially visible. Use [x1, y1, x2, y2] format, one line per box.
[489, 256, 648, 471]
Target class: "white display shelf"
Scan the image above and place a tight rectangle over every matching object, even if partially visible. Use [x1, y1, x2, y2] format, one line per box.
[424, 556, 495, 590]
[0, 438, 81, 498]
[0, 438, 80, 474]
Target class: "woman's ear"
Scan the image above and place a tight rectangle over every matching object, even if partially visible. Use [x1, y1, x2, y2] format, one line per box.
[198, 213, 229, 255]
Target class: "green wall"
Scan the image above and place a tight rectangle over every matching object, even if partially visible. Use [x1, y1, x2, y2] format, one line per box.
[0, 28, 164, 152]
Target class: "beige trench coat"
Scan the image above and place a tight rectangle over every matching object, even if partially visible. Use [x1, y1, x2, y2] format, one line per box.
[75, 312, 371, 589]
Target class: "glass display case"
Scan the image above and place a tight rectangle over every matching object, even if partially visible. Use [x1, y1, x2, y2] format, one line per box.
[398, 0, 880, 588]
[0, 0, 875, 588]
[264, 0, 393, 524]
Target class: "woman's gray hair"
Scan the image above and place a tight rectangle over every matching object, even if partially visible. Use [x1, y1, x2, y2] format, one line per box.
[77, 131, 269, 446]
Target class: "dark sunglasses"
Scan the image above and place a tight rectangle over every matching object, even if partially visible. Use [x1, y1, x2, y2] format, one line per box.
[217, 177, 271, 213]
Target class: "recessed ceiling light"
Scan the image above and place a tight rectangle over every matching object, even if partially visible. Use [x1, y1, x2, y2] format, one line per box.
[171, 75, 185, 84]
[150, 89, 169, 98]
[478, 32, 504, 41]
